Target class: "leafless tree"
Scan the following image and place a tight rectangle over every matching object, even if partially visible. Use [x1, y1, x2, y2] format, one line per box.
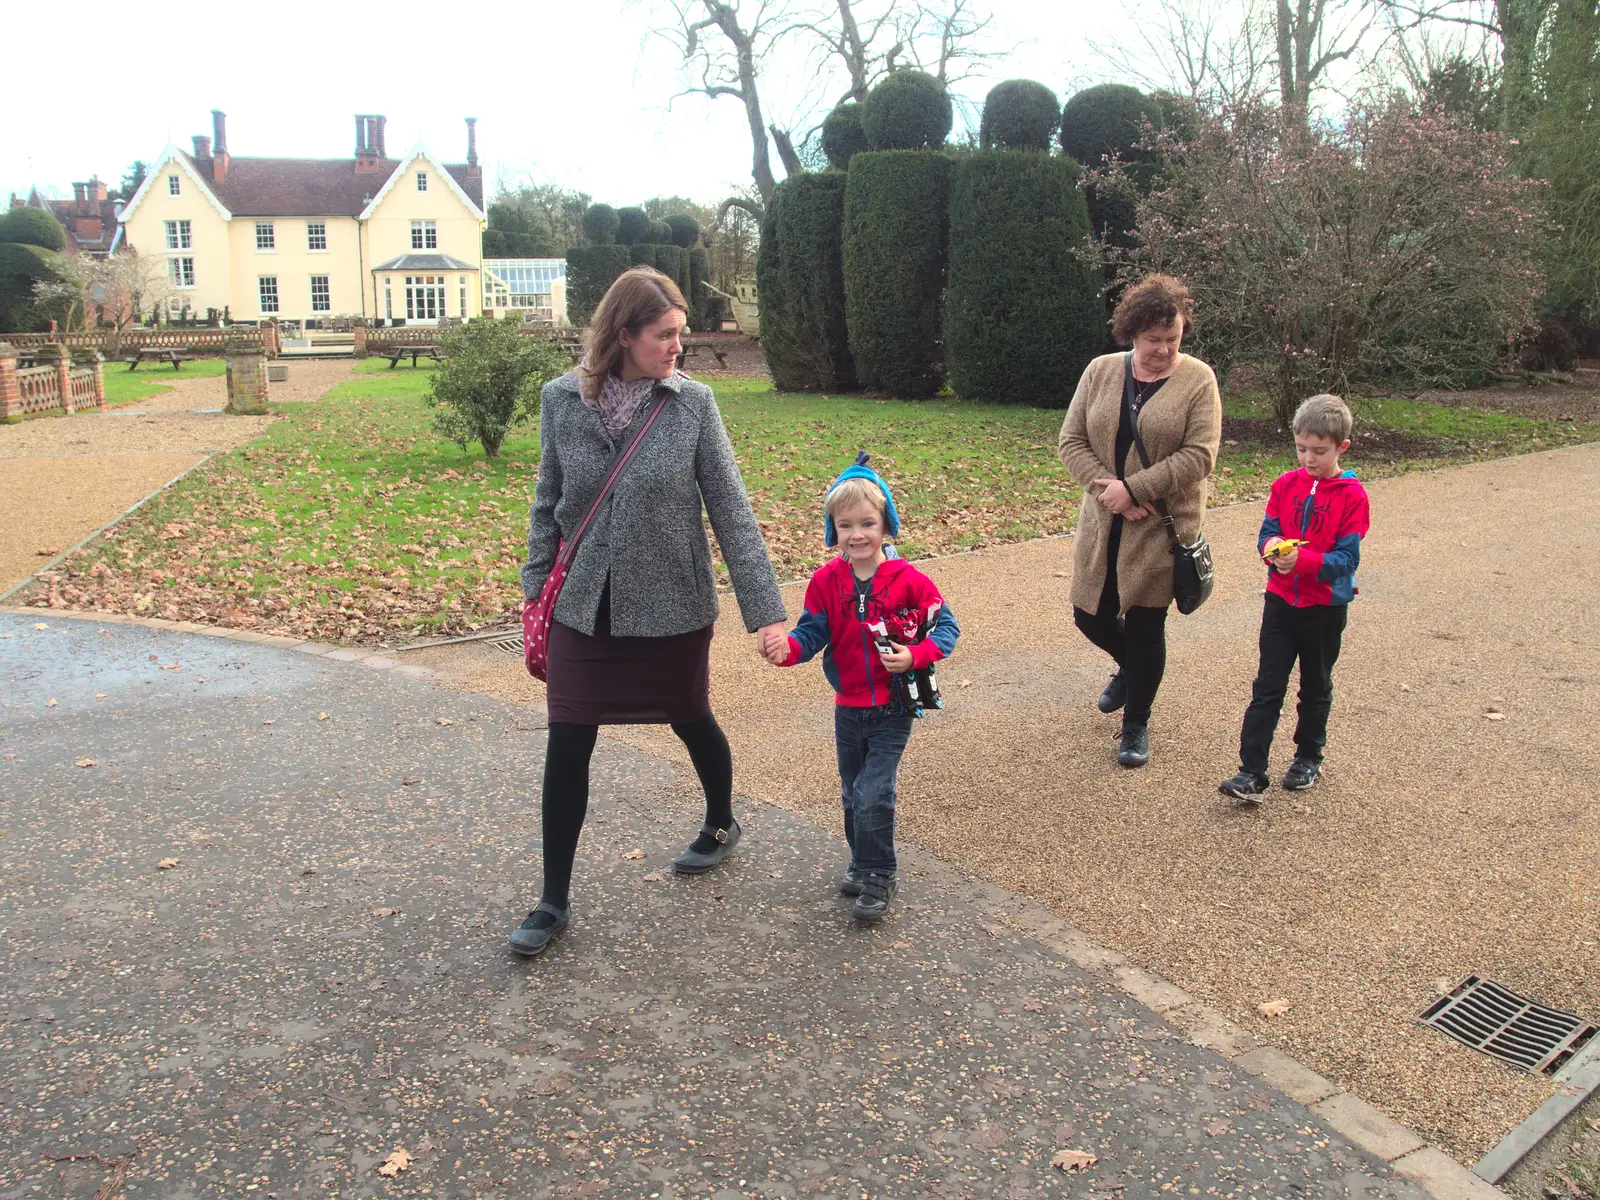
[1273, 0, 1377, 119]
[35, 251, 171, 347]
[1088, 0, 1280, 107]
[1374, 0, 1552, 126]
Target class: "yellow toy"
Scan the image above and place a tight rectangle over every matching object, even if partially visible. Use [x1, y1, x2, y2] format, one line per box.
[1263, 539, 1307, 560]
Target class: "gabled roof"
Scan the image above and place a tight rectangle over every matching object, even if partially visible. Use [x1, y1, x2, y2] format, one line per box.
[118, 145, 234, 224]
[372, 253, 478, 271]
[357, 147, 485, 222]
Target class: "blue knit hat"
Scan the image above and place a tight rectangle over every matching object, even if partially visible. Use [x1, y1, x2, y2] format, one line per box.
[824, 451, 900, 547]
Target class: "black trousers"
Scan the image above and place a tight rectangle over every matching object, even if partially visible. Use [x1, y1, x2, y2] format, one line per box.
[1238, 593, 1348, 776]
[1073, 516, 1169, 727]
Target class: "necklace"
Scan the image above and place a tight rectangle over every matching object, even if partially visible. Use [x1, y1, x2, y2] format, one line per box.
[1131, 373, 1165, 413]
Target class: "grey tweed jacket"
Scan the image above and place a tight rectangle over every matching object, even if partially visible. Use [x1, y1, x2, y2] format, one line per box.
[520, 371, 787, 638]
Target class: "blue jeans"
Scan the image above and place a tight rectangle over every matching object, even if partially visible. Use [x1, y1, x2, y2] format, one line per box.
[834, 705, 914, 876]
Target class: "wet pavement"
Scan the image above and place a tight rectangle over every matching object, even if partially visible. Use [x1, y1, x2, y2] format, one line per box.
[0, 613, 1429, 1198]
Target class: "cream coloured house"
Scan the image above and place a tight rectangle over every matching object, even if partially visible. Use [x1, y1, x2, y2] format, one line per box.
[118, 111, 486, 326]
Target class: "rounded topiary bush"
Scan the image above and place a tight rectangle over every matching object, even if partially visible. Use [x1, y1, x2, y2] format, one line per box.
[648, 218, 673, 244]
[822, 103, 868, 169]
[843, 149, 953, 397]
[666, 214, 701, 248]
[1059, 83, 1163, 166]
[616, 206, 651, 245]
[1150, 90, 1200, 144]
[980, 80, 1061, 151]
[944, 151, 1105, 405]
[564, 244, 633, 325]
[0, 243, 69, 333]
[862, 70, 953, 151]
[581, 203, 620, 245]
[0, 206, 68, 252]
[757, 173, 856, 392]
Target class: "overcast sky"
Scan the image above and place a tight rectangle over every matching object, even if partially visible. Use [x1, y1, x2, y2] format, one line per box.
[5, 0, 1158, 211]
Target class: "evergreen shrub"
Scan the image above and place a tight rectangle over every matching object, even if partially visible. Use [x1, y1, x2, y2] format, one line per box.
[666, 214, 701, 248]
[822, 103, 868, 168]
[944, 150, 1105, 405]
[616, 206, 651, 245]
[979, 80, 1060, 151]
[648, 219, 673, 244]
[581, 203, 619, 245]
[652, 245, 690, 300]
[862, 71, 953, 151]
[1060, 83, 1164, 251]
[842, 149, 953, 397]
[0, 243, 68, 333]
[757, 173, 855, 392]
[688, 247, 711, 330]
[564, 244, 632, 325]
[0, 207, 67, 251]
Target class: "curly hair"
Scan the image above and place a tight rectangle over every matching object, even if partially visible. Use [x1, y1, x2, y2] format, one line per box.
[1110, 274, 1195, 346]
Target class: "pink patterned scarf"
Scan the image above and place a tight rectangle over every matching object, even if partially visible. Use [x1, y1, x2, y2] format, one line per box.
[583, 368, 658, 442]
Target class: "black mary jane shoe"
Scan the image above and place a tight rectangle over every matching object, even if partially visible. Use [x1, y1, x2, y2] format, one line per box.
[672, 819, 742, 874]
[507, 902, 570, 957]
[1117, 724, 1150, 768]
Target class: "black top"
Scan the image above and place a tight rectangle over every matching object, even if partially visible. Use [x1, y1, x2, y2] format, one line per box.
[1117, 373, 1167, 481]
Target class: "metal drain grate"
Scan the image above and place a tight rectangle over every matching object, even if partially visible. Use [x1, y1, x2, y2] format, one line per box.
[1419, 975, 1597, 1075]
[485, 633, 524, 657]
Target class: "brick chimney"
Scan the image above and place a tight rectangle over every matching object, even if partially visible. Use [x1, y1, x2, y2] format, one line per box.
[211, 110, 230, 183]
[88, 177, 107, 203]
[375, 116, 387, 159]
[73, 182, 88, 212]
[355, 114, 382, 173]
[193, 135, 213, 162]
[465, 117, 481, 179]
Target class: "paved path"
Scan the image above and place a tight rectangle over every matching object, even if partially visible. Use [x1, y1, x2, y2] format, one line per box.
[417, 442, 1600, 1164]
[0, 613, 1428, 1198]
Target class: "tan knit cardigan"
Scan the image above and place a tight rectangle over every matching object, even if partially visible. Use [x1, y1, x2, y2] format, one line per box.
[1057, 352, 1222, 613]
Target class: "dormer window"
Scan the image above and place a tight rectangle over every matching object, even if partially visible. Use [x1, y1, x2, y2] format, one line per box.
[416, 172, 428, 192]
[168, 175, 181, 195]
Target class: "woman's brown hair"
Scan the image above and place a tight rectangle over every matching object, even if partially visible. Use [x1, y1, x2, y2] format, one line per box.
[1110, 274, 1195, 345]
[577, 267, 689, 401]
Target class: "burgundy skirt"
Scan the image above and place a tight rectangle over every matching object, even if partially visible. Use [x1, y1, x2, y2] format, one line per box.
[545, 600, 714, 725]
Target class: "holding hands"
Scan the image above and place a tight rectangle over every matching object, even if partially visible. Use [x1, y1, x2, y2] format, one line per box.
[757, 623, 789, 665]
[1093, 478, 1152, 520]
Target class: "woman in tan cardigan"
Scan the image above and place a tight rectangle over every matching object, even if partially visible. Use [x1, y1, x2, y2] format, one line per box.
[1058, 275, 1222, 767]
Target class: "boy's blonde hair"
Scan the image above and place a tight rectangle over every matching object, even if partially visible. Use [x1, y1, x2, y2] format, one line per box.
[825, 477, 888, 521]
[1294, 394, 1353, 443]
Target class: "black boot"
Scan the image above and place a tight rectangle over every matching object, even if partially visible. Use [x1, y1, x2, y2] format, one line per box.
[1098, 670, 1127, 714]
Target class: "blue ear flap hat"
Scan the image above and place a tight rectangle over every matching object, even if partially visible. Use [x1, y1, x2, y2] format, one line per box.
[824, 451, 901, 548]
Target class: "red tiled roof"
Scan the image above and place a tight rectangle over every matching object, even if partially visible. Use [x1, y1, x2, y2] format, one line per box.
[35, 192, 121, 255]
[179, 153, 484, 217]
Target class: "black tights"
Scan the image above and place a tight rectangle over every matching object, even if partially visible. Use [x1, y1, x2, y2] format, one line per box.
[538, 713, 734, 909]
[1074, 602, 1169, 727]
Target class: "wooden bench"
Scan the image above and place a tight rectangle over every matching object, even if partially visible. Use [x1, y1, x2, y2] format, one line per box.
[124, 348, 195, 371]
[678, 340, 729, 369]
[383, 345, 444, 369]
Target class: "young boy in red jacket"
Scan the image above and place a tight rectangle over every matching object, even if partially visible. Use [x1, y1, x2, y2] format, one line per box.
[1220, 395, 1371, 803]
[763, 453, 960, 922]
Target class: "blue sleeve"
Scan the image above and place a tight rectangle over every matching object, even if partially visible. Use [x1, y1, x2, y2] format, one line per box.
[928, 603, 960, 657]
[788, 606, 831, 664]
[1258, 513, 1282, 554]
[1317, 532, 1363, 584]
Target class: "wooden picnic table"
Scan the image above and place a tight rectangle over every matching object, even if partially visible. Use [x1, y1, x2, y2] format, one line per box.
[384, 345, 444, 368]
[677, 340, 729, 369]
[125, 347, 194, 371]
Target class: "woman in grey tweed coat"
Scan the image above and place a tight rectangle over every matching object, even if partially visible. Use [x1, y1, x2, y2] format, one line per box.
[508, 267, 788, 957]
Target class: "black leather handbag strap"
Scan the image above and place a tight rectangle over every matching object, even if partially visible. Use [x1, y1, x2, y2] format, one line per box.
[1122, 353, 1182, 548]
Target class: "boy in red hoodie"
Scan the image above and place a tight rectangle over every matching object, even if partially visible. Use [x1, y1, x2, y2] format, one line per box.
[1220, 395, 1371, 803]
[763, 453, 960, 922]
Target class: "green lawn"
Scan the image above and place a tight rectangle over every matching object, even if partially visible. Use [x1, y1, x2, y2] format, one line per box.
[26, 371, 1599, 645]
[103, 358, 227, 408]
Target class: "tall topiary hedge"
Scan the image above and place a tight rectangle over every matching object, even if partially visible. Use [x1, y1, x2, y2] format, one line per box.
[980, 80, 1061, 150]
[0, 206, 68, 252]
[688, 247, 711, 330]
[862, 70, 953, 151]
[651, 245, 690, 301]
[564, 244, 633, 326]
[1060, 83, 1164, 252]
[666, 214, 701, 248]
[616, 206, 651, 245]
[648, 219, 673, 245]
[581, 203, 620, 245]
[822, 103, 868, 168]
[944, 151, 1105, 406]
[757, 173, 856, 392]
[843, 150, 953, 398]
[0, 243, 68, 333]
[629, 244, 653, 267]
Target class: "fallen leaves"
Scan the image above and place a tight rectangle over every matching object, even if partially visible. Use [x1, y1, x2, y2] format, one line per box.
[46, 699, 58, 707]
[33, 623, 48, 630]
[1050, 1149, 1097, 1173]
[372, 907, 399, 918]
[1257, 999, 1295, 1018]
[161, 663, 180, 671]
[317, 712, 328, 721]
[75, 758, 96, 768]
[434, 717, 455, 726]
[641, 873, 663, 882]
[375, 1148, 413, 1177]
[157, 858, 180, 870]
[36, 547, 58, 556]
[401, 776, 421, 786]
[623, 849, 646, 860]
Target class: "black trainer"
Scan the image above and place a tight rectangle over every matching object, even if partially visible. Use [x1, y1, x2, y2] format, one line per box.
[673, 819, 741, 874]
[1098, 670, 1127, 714]
[1117, 724, 1150, 768]
[1219, 771, 1270, 804]
[507, 902, 570, 957]
[852, 873, 897, 922]
[1282, 758, 1321, 791]
[839, 866, 865, 896]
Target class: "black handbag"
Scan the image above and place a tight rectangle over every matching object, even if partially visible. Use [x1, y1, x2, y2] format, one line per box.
[1122, 355, 1215, 616]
